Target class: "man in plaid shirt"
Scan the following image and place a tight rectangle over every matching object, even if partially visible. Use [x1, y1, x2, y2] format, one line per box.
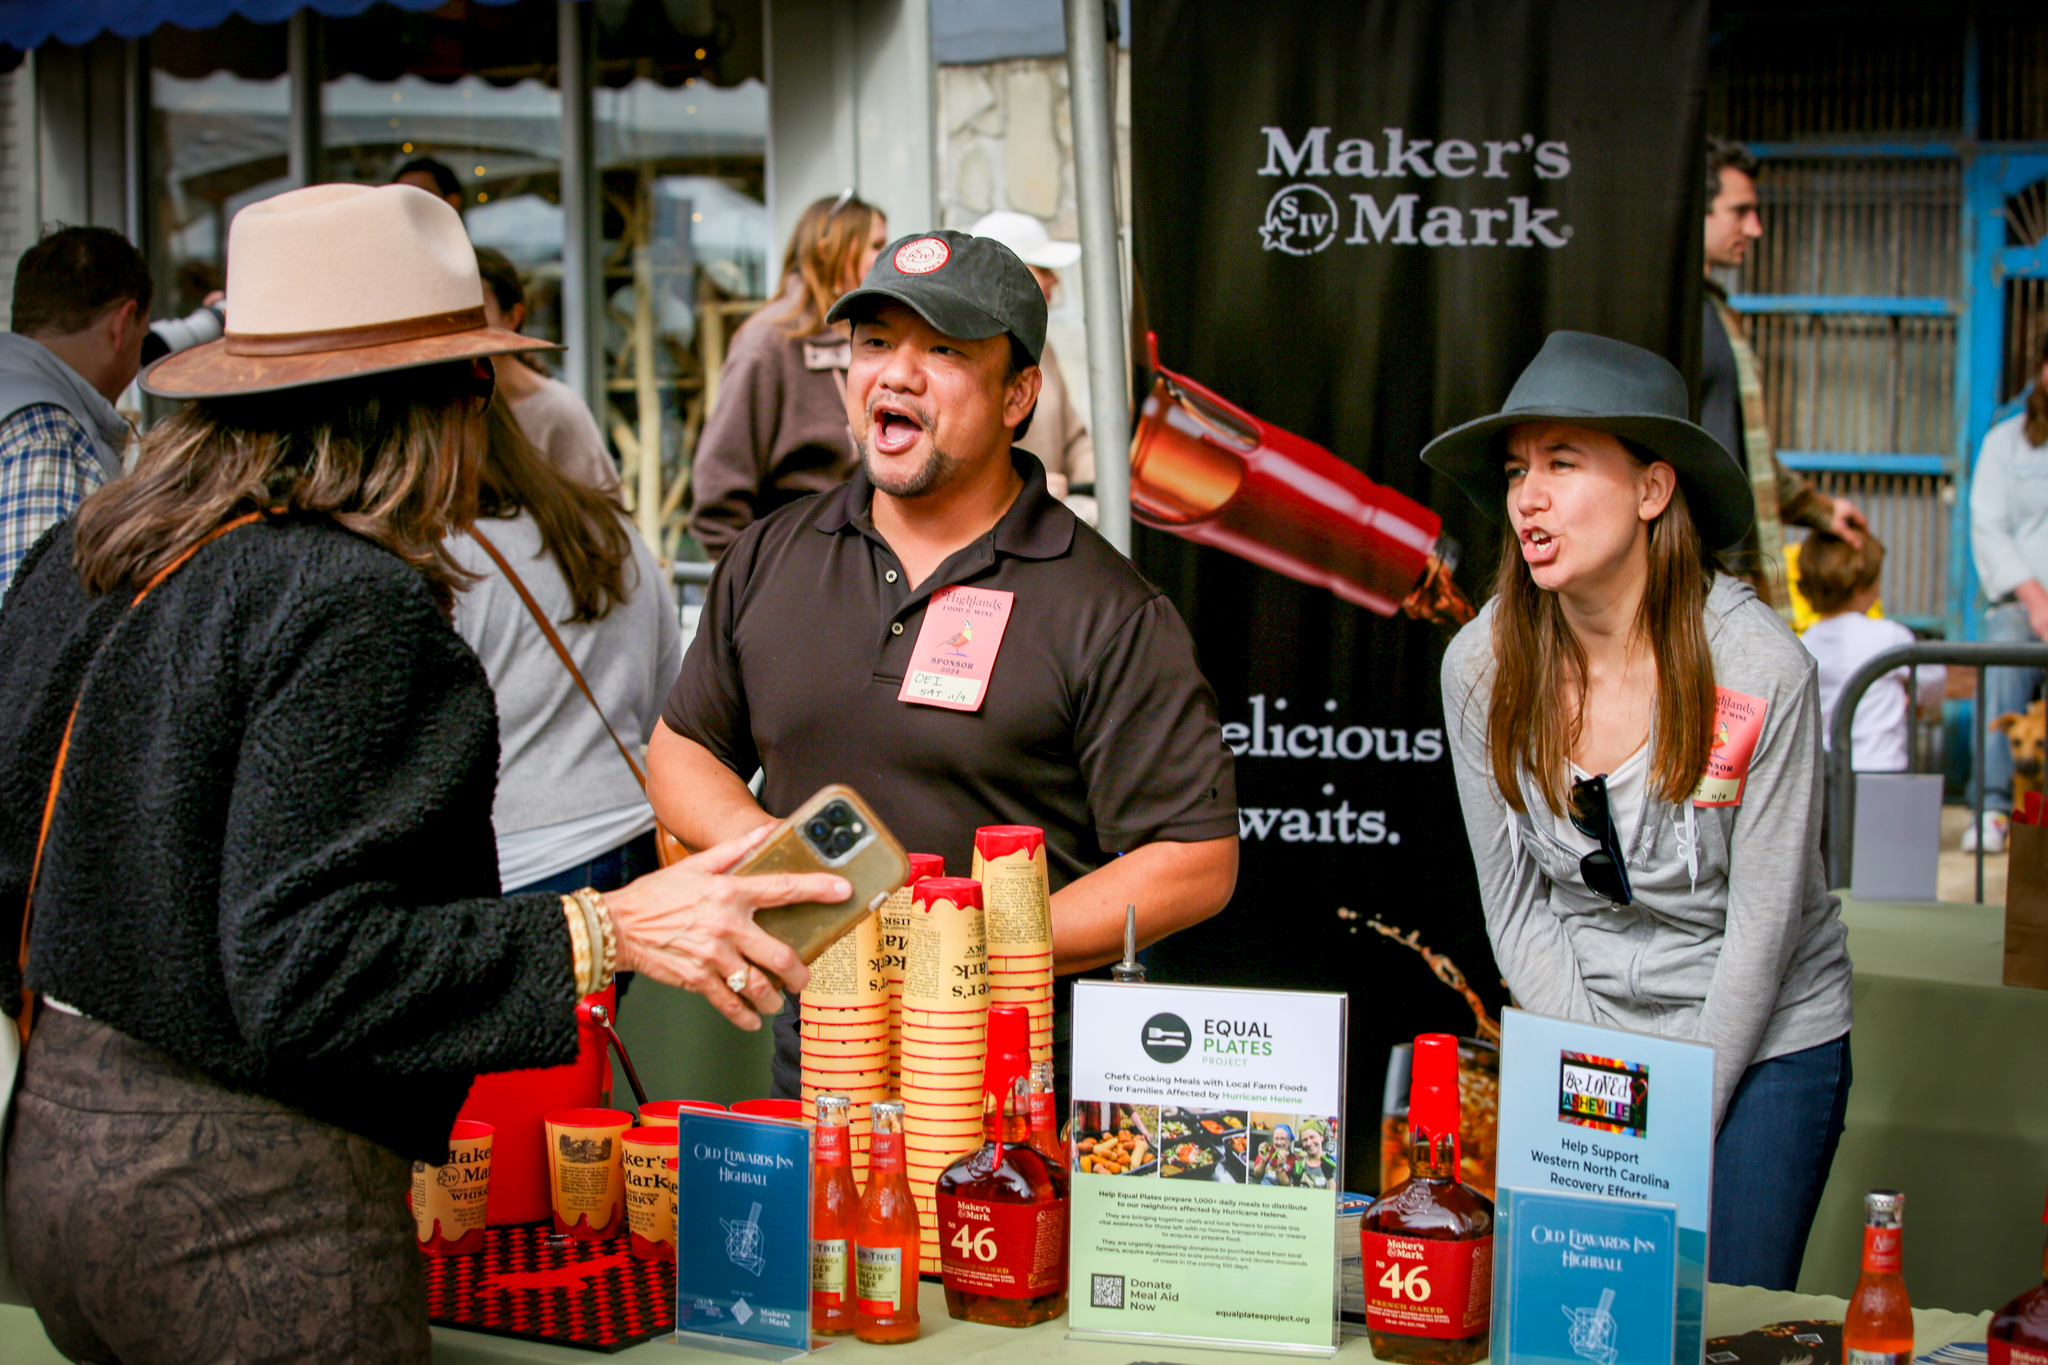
[0, 227, 153, 597]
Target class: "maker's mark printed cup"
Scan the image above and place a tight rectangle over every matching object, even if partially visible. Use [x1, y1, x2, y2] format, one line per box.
[412, 1119, 493, 1256]
[544, 1107, 632, 1240]
[621, 1126, 678, 1262]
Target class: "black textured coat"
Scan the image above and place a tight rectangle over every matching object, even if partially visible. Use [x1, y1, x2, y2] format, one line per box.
[0, 517, 579, 1163]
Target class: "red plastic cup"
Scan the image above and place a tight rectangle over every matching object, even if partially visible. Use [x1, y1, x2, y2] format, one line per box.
[638, 1100, 726, 1126]
[730, 1099, 805, 1121]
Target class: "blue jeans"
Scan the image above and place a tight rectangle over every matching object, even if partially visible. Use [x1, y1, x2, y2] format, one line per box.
[1709, 1034, 1852, 1290]
[506, 830, 660, 1007]
[1967, 601, 2042, 817]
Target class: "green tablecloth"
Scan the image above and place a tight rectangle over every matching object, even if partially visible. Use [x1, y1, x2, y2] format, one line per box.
[0, 1279, 2000, 1364]
[1798, 895, 2048, 1311]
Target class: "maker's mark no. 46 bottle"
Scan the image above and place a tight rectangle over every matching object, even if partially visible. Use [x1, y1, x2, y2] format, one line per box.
[1361, 1032, 1494, 1365]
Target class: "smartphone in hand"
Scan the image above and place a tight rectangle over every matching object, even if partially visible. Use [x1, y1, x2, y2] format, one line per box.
[737, 784, 910, 967]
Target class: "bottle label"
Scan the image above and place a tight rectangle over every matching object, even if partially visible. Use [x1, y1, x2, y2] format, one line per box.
[816, 1123, 849, 1166]
[1989, 1344, 2048, 1365]
[938, 1193, 1069, 1299]
[1362, 1231, 1492, 1339]
[811, 1238, 848, 1302]
[1862, 1226, 1903, 1274]
[856, 1243, 903, 1314]
[1030, 1091, 1057, 1133]
[1847, 1351, 1911, 1365]
[870, 1128, 903, 1174]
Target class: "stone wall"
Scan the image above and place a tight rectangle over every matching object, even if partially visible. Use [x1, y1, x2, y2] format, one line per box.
[936, 51, 1131, 437]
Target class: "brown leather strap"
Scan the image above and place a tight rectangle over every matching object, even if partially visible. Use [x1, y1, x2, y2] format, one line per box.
[466, 527, 649, 792]
[19, 509, 267, 1043]
[225, 307, 490, 357]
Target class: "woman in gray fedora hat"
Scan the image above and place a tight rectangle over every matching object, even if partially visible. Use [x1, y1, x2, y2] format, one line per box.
[1428, 331, 1853, 1290]
[0, 183, 845, 1362]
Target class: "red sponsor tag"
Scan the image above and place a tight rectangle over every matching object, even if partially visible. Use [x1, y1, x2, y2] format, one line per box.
[816, 1123, 849, 1166]
[1990, 1342, 2048, 1365]
[1861, 1225, 1902, 1274]
[938, 1194, 1069, 1299]
[1362, 1231, 1492, 1339]
[898, 585, 1015, 711]
[1692, 686, 1769, 807]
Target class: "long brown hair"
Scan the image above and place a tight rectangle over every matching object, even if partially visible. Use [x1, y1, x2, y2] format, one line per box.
[74, 361, 486, 612]
[765, 192, 882, 337]
[1485, 451, 1720, 815]
[2027, 329, 2048, 448]
[476, 393, 632, 622]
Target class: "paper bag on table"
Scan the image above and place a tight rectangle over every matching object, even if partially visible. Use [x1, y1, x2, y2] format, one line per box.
[2004, 813, 2048, 989]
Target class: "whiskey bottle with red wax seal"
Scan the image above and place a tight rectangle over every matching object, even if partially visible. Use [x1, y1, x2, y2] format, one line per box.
[1991, 1189, 2048, 1365]
[937, 1004, 1070, 1326]
[854, 1100, 921, 1344]
[1846, 1190, 1913, 1365]
[1361, 1032, 1494, 1365]
[810, 1094, 859, 1336]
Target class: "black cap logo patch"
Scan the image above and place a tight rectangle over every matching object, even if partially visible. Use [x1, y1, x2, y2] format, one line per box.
[894, 237, 950, 274]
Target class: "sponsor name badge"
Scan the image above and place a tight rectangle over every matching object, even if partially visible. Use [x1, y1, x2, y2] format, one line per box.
[1691, 686, 1768, 807]
[898, 585, 1015, 712]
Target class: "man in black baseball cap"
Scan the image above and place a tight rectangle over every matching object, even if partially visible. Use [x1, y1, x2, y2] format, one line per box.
[649, 227, 1239, 1102]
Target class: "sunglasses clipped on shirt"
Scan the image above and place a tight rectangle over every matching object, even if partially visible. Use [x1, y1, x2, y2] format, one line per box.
[1568, 772, 1634, 906]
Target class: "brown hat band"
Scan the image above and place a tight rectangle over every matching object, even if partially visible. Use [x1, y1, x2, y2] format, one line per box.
[224, 306, 489, 357]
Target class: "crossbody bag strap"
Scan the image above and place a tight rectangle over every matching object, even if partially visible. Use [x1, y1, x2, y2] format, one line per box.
[467, 526, 650, 792]
[19, 508, 268, 1043]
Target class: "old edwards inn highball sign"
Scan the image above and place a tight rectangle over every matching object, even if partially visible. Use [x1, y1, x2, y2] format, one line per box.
[1131, 0, 1709, 1186]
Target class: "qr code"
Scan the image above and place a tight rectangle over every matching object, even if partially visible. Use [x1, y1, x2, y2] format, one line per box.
[1091, 1273, 1124, 1309]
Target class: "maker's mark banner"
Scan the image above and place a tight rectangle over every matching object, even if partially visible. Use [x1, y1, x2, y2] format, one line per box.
[1132, 0, 1708, 1190]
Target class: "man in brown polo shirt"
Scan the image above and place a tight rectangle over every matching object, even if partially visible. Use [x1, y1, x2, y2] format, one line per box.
[648, 228, 1238, 1096]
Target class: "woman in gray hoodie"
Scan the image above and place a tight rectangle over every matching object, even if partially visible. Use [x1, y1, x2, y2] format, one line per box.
[1423, 332, 1853, 1292]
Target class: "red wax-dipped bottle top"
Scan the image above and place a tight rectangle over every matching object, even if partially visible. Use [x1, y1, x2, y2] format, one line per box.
[973, 825, 1046, 862]
[1129, 332, 1472, 624]
[1361, 1032, 1494, 1365]
[905, 852, 946, 886]
[937, 1004, 1068, 1327]
[1989, 1187, 2048, 1365]
[913, 876, 984, 911]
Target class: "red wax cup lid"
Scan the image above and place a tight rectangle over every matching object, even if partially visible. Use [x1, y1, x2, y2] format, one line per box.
[974, 826, 1045, 860]
[906, 853, 946, 884]
[1409, 1033, 1461, 1145]
[914, 876, 983, 911]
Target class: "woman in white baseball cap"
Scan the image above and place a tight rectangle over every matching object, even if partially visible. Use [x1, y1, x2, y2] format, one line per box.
[968, 210, 1097, 522]
[0, 183, 847, 1362]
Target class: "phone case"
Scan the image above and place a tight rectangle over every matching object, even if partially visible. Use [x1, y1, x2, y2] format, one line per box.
[740, 784, 910, 967]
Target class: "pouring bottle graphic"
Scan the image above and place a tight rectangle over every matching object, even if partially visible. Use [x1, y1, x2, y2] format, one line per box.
[1129, 333, 1473, 625]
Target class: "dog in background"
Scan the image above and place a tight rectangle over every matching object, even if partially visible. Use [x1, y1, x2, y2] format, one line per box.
[1994, 698, 2048, 809]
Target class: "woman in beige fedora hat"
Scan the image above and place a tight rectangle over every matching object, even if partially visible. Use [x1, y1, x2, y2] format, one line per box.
[0, 183, 844, 1363]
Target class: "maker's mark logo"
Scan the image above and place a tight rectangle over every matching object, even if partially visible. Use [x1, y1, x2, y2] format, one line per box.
[1259, 183, 1339, 255]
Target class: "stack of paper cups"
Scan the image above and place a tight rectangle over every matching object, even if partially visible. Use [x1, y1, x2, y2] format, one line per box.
[899, 876, 989, 1273]
[798, 906, 889, 1185]
[971, 826, 1055, 1065]
[880, 853, 946, 1097]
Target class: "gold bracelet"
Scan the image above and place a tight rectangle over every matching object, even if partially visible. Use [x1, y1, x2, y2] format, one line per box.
[560, 895, 595, 995]
[572, 887, 618, 985]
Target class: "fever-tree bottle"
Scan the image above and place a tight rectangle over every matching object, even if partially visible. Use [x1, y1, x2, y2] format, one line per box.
[1845, 1190, 1913, 1365]
[937, 1005, 1069, 1326]
[855, 1100, 921, 1344]
[1361, 1032, 1494, 1365]
[810, 1095, 858, 1336]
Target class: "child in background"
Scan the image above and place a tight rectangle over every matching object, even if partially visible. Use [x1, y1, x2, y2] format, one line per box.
[1796, 530, 1945, 771]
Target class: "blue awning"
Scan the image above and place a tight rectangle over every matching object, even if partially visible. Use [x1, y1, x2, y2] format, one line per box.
[0, 0, 576, 52]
